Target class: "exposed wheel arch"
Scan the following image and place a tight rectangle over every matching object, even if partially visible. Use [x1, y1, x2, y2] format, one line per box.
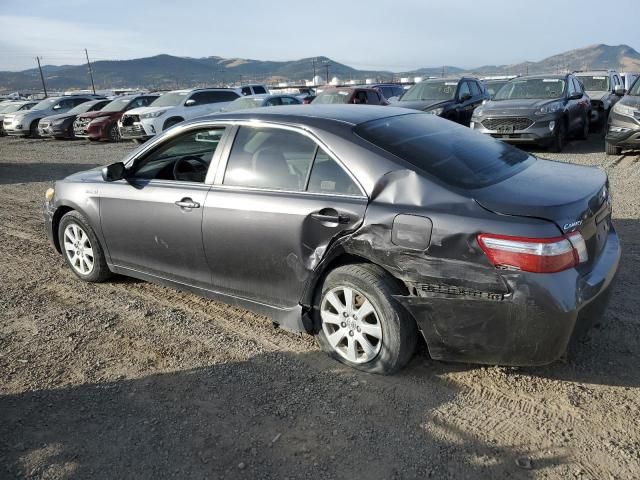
[163, 117, 184, 131]
[51, 206, 74, 253]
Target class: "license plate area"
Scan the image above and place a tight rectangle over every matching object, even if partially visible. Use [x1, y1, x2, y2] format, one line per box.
[496, 125, 514, 134]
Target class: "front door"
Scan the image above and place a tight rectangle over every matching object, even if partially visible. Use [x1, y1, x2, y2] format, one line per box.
[202, 125, 368, 308]
[100, 126, 227, 288]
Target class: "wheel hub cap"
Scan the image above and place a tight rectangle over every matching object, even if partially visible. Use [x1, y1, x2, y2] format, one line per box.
[321, 286, 383, 364]
[63, 223, 95, 275]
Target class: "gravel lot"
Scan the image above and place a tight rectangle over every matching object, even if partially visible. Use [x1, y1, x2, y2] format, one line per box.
[0, 134, 639, 480]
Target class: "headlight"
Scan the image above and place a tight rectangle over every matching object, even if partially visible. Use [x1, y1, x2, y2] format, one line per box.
[613, 102, 636, 118]
[425, 107, 444, 115]
[45, 188, 55, 202]
[535, 101, 564, 115]
[474, 108, 484, 117]
[140, 110, 167, 119]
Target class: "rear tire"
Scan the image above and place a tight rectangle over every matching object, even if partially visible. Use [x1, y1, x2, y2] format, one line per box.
[58, 211, 112, 283]
[605, 141, 622, 156]
[549, 121, 566, 152]
[315, 264, 417, 375]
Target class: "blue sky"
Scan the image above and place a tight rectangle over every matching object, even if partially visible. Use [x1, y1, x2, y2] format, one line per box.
[0, 0, 638, 71]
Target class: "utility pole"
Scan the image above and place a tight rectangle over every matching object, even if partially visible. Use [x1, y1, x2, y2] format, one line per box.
[85, 48, 96, 94]
[312, 58, 317, 85]
[441, 66, 445, 78]
[36, 57, 48, 98]
[322, 60, 330, 85]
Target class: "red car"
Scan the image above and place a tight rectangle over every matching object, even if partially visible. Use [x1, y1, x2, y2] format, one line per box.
[73, 94, 159, 141]
[311, 87, 389, 105]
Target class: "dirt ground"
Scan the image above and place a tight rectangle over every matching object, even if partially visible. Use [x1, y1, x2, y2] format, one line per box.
[0, 133, 639, 480]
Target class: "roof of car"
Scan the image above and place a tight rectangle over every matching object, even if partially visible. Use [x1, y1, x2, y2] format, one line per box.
[200, 104, 416, 127]
[514, 74, 568, 80]
[574, 70, 614, 76]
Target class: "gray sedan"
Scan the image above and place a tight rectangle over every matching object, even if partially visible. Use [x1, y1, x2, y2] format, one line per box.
[43, 105, 620, 374]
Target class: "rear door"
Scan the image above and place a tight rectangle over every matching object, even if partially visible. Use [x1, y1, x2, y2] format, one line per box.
[202, 124, 367, 308]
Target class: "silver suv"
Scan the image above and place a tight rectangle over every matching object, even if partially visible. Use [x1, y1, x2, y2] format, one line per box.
[574, 70, 626, 130]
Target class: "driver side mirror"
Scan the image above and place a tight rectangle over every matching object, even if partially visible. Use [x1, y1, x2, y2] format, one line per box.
[185, 99, 196, 106]
[459, 93, 472, 102]
[102, 162, 126, 182]
[569, 92, 583, 100]
[52, 104, 61, 110]
[614, 85, 626, 96]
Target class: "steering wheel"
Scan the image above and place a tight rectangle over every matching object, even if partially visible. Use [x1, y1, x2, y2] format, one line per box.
[173, 155, 209, 181]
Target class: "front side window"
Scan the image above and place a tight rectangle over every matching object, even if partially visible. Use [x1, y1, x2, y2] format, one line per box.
[265, 97, 283, 106]
[253, 86, 267, 94]
[280, 96, 299, 105]
[131, 127, 226, 183]
[224, 126, 317, 191]
[457, 82, 471, 99]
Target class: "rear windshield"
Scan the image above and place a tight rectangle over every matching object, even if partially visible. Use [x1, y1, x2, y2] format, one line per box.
[354, 113, 534, 189]
[225, 97, 264, 111]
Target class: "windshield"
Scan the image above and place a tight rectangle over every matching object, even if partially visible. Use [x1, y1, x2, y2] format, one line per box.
[494, 78, 565, 100]
[400, 81, 458, 102]
[149, 92, 188, 107]
[68, 101, 101, 114]
[312, 90, 351, 104]
[354, 113, 533, 189]
[225, 97, 264, 111]
[576, 75, 610, 92]
[630, 78, 640, 96]
[31, 98, 59, 110]
[484, 80, 508, 98]
[100, 98, 133, 112]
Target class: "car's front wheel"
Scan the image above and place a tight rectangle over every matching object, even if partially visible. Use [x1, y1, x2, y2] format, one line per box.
[315, 264, 417, 374]
[605, 141, 622, 156]
[549, 121, 566, 152]
[58, 211, 111, 282]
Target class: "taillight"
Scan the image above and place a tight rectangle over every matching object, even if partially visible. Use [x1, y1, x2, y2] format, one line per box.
[477, 232, 588, 273]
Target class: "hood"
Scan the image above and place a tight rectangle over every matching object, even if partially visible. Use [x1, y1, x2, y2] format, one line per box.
[64, 166, 104, 183]
[584, 90, 608, 101]
[473, 158, 607, 231]
[395, 99, 451, 111]
[124, 105, 168, 116]
[480, 98, 558, 114]
[78, 110, 119, 121]
[619, 95, 640, 109]
[41, 112, 75, 122]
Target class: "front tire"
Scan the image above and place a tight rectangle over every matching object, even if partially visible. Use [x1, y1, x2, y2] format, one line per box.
[29, 120, 40, 138]
[605, 141, 622, 156]
[315, 264, 417, 374]
[578, 114, 589, 140]
[58, 211, 111, 283]
[549, 121, 566, 152]
[107, 123, 120, 142]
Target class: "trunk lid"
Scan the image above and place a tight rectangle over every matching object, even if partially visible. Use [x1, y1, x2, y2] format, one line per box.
[474, 158, 612, 268]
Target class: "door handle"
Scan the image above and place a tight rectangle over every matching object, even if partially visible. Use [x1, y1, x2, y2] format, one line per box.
[175, 198, 200, 209]
[311, 209, 350, 224]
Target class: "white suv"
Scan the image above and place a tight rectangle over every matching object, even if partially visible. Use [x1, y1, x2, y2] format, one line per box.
[119, 88, 240, 141]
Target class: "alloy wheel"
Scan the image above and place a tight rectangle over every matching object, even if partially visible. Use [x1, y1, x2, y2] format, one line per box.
[321, 286, 383, 364]
[63, 223, 94, 275]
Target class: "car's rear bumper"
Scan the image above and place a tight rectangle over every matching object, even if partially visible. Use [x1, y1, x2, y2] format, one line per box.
[395, 227, 621, 366]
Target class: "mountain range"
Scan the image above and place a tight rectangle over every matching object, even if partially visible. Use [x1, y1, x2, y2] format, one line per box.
[0, 44, 638, 92]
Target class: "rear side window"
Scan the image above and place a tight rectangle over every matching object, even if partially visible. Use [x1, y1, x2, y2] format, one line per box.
[366, 91, 381, 104]
[241, 87, 252, 96]
[253, 86, 267, 94]
[307, 150, 360, 195]
[354, 113, 534, 189]
[469, 81, 481, 96]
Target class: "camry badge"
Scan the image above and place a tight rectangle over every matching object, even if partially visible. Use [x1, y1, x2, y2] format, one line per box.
[563, 220, 583, 231]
